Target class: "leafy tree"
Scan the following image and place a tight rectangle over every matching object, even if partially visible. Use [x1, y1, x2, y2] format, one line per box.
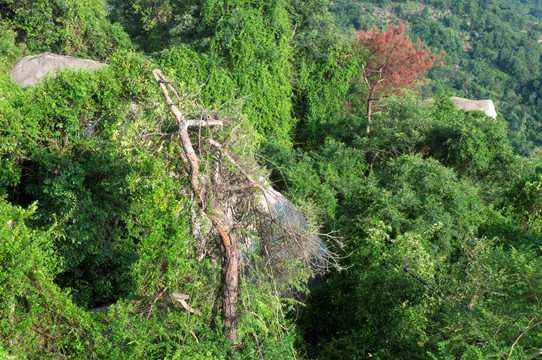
[297, 154, 485, 359]
[0, 199, 105, 358]
[426, 96, 513, 179]
[107, 0, 205, 53]
[110, 0, 296, 144]
[1, 52, 160, 308]
[0, 23, 22, 72]
[357, 92, 435, 170]
[430, 242, 542, 360]
[289, 0, 337, 63]
[354, 22, 443, 133]
[201, 0, 296, 144]
[0, 0, 131, 59]
[292, 40, 364, 147]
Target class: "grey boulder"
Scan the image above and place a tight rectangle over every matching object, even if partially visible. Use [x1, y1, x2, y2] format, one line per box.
[450, 97, 497, 119]
[10, 52, 106, 87]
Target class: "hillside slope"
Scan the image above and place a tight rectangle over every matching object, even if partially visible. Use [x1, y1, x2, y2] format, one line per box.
[331, 0, 542, 155]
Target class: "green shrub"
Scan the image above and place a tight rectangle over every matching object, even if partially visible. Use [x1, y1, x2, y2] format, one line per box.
[0, 199, 103, 358]
[1, 0, 131, 60]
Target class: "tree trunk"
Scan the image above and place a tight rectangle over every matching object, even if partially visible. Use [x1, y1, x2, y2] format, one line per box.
[210, 213, 239, 343]
[153, 69, 240, 344]
[366, 99, 373, 134]
[222, 231, 239, 342]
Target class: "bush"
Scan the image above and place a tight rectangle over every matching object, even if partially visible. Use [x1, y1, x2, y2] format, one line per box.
[1, 0, 131, 60]
[0, 199, 103, 358]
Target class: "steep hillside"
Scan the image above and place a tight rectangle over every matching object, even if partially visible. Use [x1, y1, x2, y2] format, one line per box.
[331, 0, 542, 155]
[3, 1, 542, 359]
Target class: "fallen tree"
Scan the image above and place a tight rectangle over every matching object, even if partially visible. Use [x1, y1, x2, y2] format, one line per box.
[152, 69, 342, 343]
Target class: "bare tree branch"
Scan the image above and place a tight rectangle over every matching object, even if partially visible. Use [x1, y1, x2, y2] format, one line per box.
[508, 317, 542, 359]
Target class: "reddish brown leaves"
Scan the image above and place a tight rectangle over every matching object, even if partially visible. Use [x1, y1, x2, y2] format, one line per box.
[355, 23, 443, 132]
[355, 22, 441, 97]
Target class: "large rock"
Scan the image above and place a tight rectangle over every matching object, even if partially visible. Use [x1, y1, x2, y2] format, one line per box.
[450, 96, 497, 119]
[10, 53, 106, 87]
[260, 186, 328, 271]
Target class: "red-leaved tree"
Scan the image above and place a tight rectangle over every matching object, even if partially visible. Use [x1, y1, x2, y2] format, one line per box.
[355, 23, 444, 133]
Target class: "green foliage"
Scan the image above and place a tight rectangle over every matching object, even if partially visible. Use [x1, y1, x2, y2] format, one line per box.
[89, 170, 228, 359]
[287, 88, 540, 359]
[100, 303, 231, 359]
[202, 0, 295, 143]
[1, 0, 131, 59]
[300, 226, 441, 359]
[344, 94, 514, 180]
[0, 78, 26, 191]
[358, 93, 435, 167]
[431, 242, 542, 359]
[289, 0, 337, 63]
[107, 0, 206, 53]
[0, 199, 104, 358]
[296, 156, 528, 359]
[427, 96, 514, 179]
[504, 167, 542, 232]
[124, 158, 208, 297]
[483, 159, 542, 249]
[0, 23, 23, 72]
[3, 0, 542, 358]
[371, 155, 482, 241]
[26, 147, 137, 307]
[260, 138, 369, 224]
[111, 0, 297, 144]
[160, 46, 236, 109]
[293, 41, 364, 147]
[2, 33, 311, 354]
[329, 0, 542, 155]
[1, 52, 159, 308]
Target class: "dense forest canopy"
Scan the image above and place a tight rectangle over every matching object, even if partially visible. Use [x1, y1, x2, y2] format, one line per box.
[1, 0, 542, 359]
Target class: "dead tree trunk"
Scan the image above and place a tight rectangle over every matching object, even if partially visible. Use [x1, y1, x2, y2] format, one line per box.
[209, 213, 239, 343]
[222, 230, 239, 342]
[151, 69, 343, 345]
[152, 69, 239, 342]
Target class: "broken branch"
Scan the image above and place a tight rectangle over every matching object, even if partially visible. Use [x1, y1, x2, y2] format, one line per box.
[172, 292, 201, 316]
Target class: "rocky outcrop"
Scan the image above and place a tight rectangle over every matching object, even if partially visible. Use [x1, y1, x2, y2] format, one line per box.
[10, 53, 106, 87]
[450, 96, 497, 119]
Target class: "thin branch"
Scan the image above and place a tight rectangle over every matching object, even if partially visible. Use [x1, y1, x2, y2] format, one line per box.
[208, 139, 275, 220]
[152, 69, 223, 204]
[187, 119, 224, 127]
[153, 68, 234, 269]
[191, 330, 200, 344]
[152, 70, 189, 126]
[508, 317, 542, 359]
[403, 264, 439, 294]
[527, 348, 542, 360]
[218, 184, 258, 192]
[146, 287, 168, 320]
